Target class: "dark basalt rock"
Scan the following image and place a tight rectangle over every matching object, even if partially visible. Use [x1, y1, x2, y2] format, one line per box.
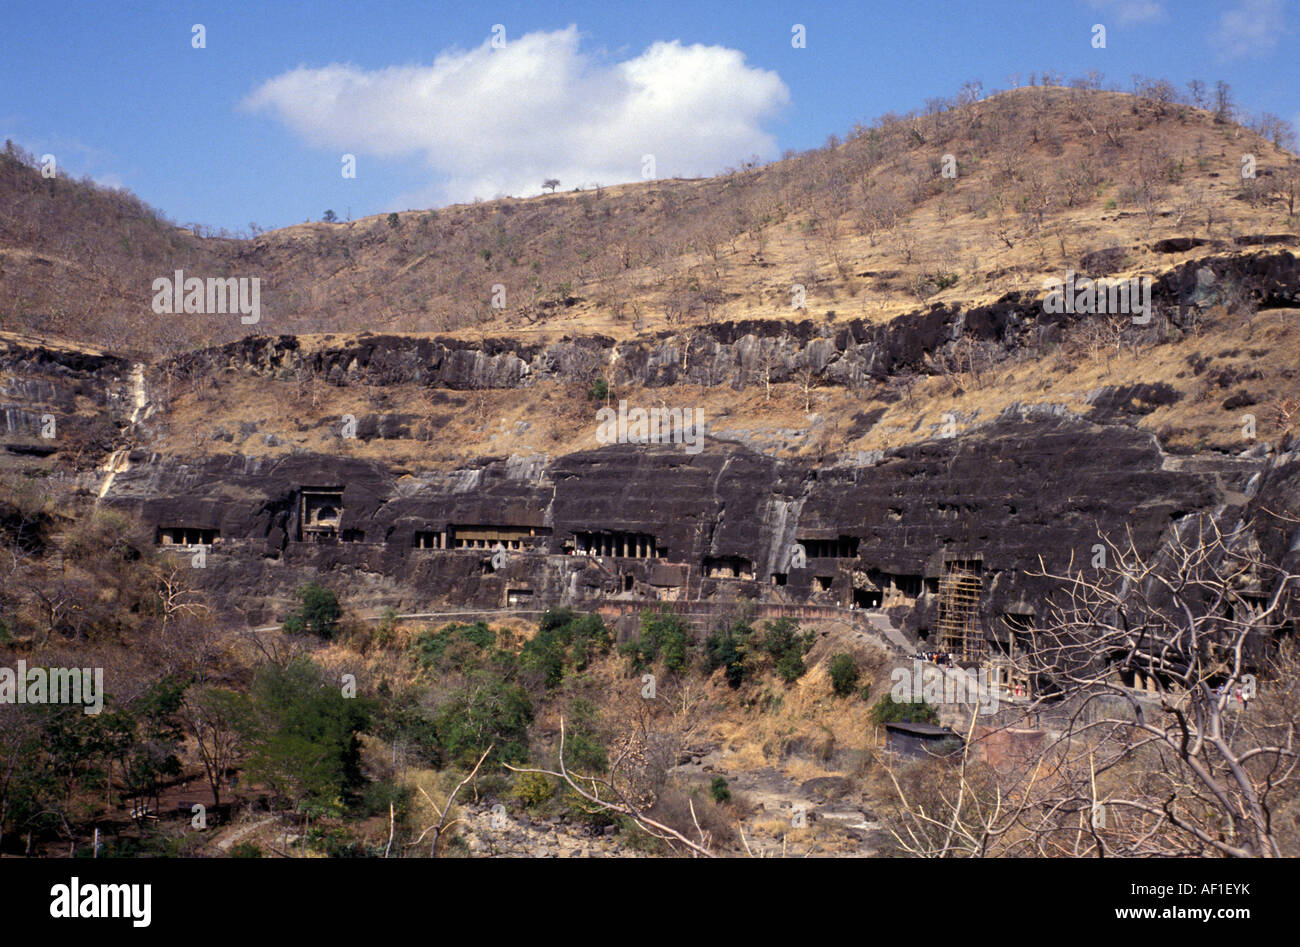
[99, 413, 1284, 638]
[1086, 383, 1181, 420]
[153, 251, 1300, 397]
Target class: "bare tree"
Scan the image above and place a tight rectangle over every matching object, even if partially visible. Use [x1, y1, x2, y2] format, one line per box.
[179, 687, 253, 807]
[884, 515, 1299, 857]
[506, 719, 715, 857]
[413, 744, 492, 857]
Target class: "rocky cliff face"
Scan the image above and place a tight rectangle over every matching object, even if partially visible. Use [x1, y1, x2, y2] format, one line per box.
[154, 250, 1300, 395]
[5, 249, 1298, 647]
[95, 413, 1296, 637]
[0, 334, 133, 465]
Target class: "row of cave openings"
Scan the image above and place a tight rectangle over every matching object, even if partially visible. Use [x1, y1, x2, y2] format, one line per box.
[157, 495, 999, 646]
[156, 493, 1061, 698]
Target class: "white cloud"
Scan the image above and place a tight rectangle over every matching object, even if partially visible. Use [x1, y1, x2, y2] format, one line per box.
[242, 26, 789, 206]
[1087, 0, 1167, 25]
[1212, 0, 1286, 60]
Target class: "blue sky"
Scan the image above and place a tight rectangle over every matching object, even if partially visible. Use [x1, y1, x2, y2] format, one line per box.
[2, 0, 1296, 233]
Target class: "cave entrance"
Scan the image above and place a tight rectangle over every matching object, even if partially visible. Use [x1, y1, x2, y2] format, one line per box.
[797, 536, 860, 559]
[412, 529, 447, 549]
[300, 487, 343, 542]
[451, 525, 549, 550]
[703, 556, 754, 580]
[853, 587, 881, 608]
[158, 527, 218, 546]
[573, 531, 659, 558]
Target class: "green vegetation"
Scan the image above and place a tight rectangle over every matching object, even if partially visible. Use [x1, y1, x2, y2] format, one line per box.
[245, 659, 374, 815]
[620, 610, 692, 672]
[869, 694, 940, 726]
[761, 618, 816, 683]
[282, 581, 341, 639]
[828, 653, 860, 697]
[410, 621, 497, 669]
[711, 776, 732, 804]
[431, 678, 532, 767]
[520, 608, 612, 688]
[704, 619, 755, 687]
[510, 771, 556, 809]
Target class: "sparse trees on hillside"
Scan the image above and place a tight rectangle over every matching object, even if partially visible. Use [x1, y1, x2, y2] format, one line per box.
[1214, 81, 1235, 124]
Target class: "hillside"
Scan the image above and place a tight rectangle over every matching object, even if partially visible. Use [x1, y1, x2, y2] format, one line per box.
[3, 84, 1298, 356]
[2, 78, 1300, 862]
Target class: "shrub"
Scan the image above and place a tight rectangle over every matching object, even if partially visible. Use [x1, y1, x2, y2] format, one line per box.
[373, 606, 400, 649]
[432, 676, 532, 767]
[510, 771, 556, 809]
[520, 610, 611, 688]
[761, 618, 814, 682]
[704, 620, 754, 687]
[868, 694, 939, 726]
[620, 610, 692, 672]
[282, 582, 341, 639]
[562, 698, 608, 773]
[410, 621, 497, 670]
[828, 653, 860, 697]
[588, 377, 610, 402]
[775, 650, 807, 683]
[227, 841, 263, 858]
[711, 776, 731, 804]
[362, 778, 412, 822]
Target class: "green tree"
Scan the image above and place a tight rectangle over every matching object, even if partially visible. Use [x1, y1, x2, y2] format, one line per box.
[761, 618, 815, 682]
[704, 620, 754, 687]
[520, 610, 611, 688]
[432, 674, 532, 768]
[283, 582, 341, 639]
[828, 654, 860, 697]
[620, 610, 691, 672]
[246, 659, 373, 814]
[117, 676, 188, 817]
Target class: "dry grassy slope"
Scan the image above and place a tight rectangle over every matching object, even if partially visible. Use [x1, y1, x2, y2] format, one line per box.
[221, 86, 1300, 344]
[6, 85, 1300, 467]
[2, 85, 1298, 355]
[143, 302, 1298, 469]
